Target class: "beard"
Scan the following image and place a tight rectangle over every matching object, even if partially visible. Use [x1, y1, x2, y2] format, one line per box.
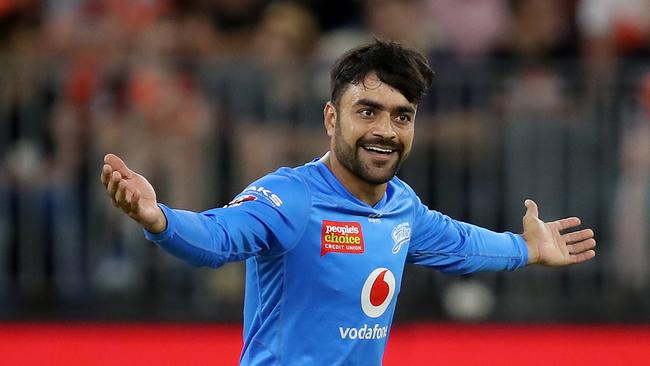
[333, 117, 408, 184]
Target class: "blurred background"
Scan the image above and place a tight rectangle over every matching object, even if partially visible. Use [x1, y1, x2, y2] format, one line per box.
[1, 0, 650, 328]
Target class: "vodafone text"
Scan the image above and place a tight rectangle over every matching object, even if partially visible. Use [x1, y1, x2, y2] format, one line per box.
[339, 324, 389, 340]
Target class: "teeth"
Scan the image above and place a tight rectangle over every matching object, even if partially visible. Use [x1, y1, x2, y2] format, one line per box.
[365, 146, 393, 153]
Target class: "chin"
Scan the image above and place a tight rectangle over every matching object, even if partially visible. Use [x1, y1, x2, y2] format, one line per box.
[361, 169, 397, 184]
[362, 160, 401, 184]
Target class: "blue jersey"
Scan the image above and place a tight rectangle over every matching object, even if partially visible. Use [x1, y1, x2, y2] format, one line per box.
[144, 158, 528, 365]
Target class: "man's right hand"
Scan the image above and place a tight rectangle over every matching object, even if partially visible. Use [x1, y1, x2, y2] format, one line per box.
[100, 153, 167, 233]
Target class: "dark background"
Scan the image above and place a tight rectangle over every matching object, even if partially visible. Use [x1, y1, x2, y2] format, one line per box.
[1, 0, 650, 323]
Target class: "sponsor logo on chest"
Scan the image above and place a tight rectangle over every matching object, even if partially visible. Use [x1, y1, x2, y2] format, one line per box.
[391, 222, 411, 254]
[338, 268, 396, 340]
[320, 220, 365, 256]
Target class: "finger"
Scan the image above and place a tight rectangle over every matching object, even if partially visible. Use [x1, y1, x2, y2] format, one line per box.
[571, 249, 596, 264]
[524, 199, 539, 218]
[563, 228, 594, 243]
[117, 182, 134, 212]
[568, 238, 596, 254]
[107, 171, 122, 198]
[522, 199, 540, 226]
[555, 217, 581, 231]
[124, 189, 133, 205]
[115, 180, 128, 208]
[129, 189, 141, 214]
[124, 189, 136, 213]
[104, 153, 133, 179]
[101, 164, 112, 186]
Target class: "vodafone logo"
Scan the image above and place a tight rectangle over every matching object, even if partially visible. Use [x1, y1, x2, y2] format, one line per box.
[360, 268, 396, 318]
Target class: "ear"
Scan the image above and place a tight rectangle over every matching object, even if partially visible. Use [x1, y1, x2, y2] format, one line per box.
[323, 101, 337, 137]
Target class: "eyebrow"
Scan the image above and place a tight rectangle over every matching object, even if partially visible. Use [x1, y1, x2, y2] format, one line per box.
[354, 98, 416, 115]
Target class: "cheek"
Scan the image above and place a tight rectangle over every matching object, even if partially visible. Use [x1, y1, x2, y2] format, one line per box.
[338, 119, 364, 143]
[347, 126, 364, 143]
[400, 128, 414, 147]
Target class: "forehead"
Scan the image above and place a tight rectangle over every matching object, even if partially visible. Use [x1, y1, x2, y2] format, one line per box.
[339, 73, 413, 109]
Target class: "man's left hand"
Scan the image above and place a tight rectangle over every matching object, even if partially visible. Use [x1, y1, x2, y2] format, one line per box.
[522, 199, 596, 266]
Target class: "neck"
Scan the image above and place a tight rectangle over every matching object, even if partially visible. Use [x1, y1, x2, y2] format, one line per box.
[321, 151, 387, 206]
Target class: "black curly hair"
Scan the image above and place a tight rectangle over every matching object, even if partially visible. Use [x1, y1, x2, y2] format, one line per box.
[330, 39, 434, 106]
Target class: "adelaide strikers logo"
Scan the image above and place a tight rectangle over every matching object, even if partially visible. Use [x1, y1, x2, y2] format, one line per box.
[360, 268, 396, 318]
[391, 222, 411, 254]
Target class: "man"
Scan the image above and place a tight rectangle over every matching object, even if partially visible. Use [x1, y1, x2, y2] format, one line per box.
[101, 40, 596, 365]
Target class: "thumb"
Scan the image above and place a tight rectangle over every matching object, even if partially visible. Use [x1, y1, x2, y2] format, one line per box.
[104, 153, 133, 179]
[523, 199, 539, 221]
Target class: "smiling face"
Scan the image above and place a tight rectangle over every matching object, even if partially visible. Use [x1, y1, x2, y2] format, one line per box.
[325, 72, 416, 185]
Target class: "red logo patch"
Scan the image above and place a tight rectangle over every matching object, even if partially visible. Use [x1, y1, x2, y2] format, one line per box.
[224, 195, 257, 208]
[321, 220, 365, 256]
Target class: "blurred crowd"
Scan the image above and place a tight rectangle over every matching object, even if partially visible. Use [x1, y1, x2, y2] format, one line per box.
[1, 0, 650, 321]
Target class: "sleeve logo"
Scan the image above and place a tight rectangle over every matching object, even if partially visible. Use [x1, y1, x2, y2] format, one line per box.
[224, 195, 257, 208]
[243, 185, 283, 207]
[321, 220, 365, 256]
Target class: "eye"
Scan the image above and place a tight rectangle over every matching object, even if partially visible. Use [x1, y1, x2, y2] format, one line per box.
[359, 109, 375, 118]
[395, 114, 412, 123]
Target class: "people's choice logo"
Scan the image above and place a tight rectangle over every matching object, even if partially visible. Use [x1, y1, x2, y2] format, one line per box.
[321, 220, 365, 256]
[361, 268, 396, 318]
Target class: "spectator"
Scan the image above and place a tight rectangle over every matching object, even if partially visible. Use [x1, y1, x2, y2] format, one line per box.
[427, 0, 508, 59]
[234, 2, 325, 185]
[613, 73, 650, 294]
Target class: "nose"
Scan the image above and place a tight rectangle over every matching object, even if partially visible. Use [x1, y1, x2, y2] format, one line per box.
[372, 113, 397, 140]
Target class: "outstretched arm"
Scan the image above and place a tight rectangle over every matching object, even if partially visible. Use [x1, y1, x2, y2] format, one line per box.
[100, 153, 167, 233]
[100, 154, 310, 268]
[522, 199, 596, 266]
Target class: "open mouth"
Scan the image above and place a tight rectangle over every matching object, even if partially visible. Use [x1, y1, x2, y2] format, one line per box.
[361, 145, 396, 155]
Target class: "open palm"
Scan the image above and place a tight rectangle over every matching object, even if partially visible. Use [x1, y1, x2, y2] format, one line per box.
[522, 200, 596, 266]
[101, 154, 166, 232]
